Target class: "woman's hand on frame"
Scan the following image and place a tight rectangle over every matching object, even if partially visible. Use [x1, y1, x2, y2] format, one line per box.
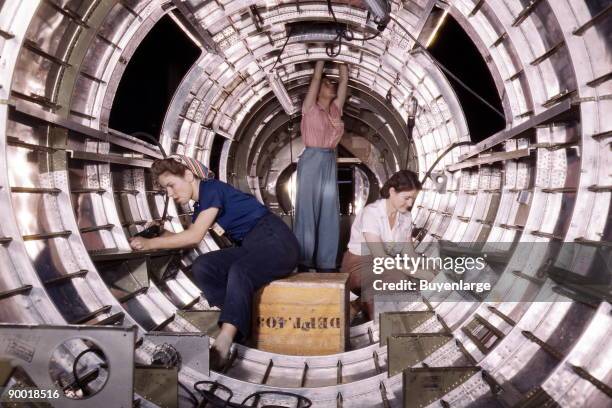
[129, 236, 152, 251]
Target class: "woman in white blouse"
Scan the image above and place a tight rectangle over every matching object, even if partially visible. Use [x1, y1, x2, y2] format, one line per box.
[340, 170, 434, 319]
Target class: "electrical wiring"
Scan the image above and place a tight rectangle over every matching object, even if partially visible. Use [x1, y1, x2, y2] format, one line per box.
[178, 381, 199, 408]
[71, 347, 105, 394]
[420, 141, 473, 184]
[270, 28, 292, 72]
[194, 380, 312, 408]
[325, 0, 384, 57]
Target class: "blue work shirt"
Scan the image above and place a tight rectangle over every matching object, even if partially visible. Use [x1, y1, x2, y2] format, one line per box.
[192, 179, 269, 241]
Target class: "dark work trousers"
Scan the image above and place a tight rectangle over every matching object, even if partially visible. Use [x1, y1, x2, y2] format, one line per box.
[190, 213, 299, 340]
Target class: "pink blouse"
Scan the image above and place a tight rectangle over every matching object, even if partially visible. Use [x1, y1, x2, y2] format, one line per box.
[300, 101, 345, 148]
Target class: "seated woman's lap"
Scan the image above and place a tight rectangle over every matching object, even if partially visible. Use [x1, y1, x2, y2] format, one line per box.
[191, 214, 298, 307]
[195, 216, 298, 339]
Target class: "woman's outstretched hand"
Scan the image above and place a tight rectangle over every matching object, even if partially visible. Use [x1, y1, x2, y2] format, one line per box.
[129, 236, 152, 251]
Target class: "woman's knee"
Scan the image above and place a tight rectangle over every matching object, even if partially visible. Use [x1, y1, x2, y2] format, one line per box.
[277, 221, 300, 266]
[191, 254, 229, 293]
[348, 269, 362, 292]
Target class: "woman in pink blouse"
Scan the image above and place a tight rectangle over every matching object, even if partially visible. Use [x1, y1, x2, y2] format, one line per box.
[295, 60, 349, 271]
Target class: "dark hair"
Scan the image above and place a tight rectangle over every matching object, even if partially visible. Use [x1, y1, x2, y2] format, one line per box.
[320, 74, 338, 90]
[151, 158, 188, 180]
[380, 170, 422, 198]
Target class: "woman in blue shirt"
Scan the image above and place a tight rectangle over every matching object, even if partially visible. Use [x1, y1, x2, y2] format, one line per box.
[129, 155, 299, 368]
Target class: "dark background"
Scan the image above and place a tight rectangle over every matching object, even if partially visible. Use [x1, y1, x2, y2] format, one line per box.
[428, 14, 505, 142]
[109, 15, 200, 140]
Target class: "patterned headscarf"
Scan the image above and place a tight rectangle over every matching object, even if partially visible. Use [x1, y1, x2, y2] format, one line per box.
[169, 155, 214, 180]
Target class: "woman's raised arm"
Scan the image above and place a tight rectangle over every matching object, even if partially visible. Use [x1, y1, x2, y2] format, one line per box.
[303, 60, 325, 111]
[334, 63, 349, 110]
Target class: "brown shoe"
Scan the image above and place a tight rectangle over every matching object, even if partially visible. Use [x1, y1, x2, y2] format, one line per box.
[209, 347, 229, 372]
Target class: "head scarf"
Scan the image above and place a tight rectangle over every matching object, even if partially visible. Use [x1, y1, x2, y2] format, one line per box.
[169, 154, 214, 180]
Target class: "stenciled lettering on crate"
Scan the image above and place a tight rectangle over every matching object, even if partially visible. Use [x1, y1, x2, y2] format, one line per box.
[252, 273, 349, 355]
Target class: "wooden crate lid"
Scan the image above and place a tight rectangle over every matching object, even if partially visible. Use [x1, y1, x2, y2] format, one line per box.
[264, 272, 349, 289]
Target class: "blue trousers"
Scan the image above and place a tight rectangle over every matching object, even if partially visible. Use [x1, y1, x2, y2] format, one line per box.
[294, 147, 340, 269]
[191, 213, 299, 339]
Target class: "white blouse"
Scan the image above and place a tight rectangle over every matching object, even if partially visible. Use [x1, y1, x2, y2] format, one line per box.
[347, 199, 414, 256]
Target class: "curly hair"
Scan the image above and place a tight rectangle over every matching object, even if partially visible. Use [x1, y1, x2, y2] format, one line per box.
[380, 170, 422, 198]
[150, 158, 189, 181]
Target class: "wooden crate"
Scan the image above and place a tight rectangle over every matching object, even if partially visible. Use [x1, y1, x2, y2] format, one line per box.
[251, 273, 349, 355]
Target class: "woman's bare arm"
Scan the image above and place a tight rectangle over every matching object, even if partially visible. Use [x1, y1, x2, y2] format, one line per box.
[303, 60, 325, 111]
[400, 239, 434, 281]
[334, 63, 349, 109]
[363, 232, 390, 259]
[364, 232, 434, 281]
[160, 229, 175, 238]
[131, 207, 219, 250]
[400, 239, 419, 259]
